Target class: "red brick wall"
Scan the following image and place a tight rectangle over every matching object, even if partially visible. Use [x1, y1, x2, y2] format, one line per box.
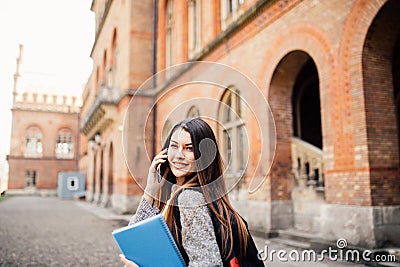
[151, 0, 400, 207]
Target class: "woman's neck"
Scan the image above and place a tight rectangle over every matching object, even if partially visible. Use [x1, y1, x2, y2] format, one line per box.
[176, 177, 185, 186]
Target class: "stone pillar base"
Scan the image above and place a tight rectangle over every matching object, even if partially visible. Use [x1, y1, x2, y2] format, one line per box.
[86, 191, 94, 202]
[100, 193, 112, 208]
[6, 188, 57, 197]
[320, 204, 400, 248]
[93, 192, 101, 204]
[111, 194, 142, 214]
[230, 199, 293, 233]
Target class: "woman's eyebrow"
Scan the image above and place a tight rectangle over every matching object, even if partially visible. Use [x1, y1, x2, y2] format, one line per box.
[170, 140, 192, 146]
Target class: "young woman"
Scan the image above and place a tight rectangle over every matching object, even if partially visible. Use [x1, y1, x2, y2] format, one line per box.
[120, 118, 264, 267]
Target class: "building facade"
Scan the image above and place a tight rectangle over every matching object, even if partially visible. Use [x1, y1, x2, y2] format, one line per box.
[82, 0, 399, 249]
[7, 45, 80, 196]
[79, 0, 154, 209]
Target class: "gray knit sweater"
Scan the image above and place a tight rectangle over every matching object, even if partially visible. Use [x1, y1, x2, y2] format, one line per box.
[129, 189, 223, 267]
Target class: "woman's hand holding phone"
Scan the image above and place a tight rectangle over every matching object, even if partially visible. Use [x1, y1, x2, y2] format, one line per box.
[144, 148, 168, 204]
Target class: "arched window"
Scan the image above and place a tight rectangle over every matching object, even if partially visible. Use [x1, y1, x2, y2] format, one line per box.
[102, 50, 107, 86]
[56, 128, 74, 159]
[161, 120, 172, 145]
[95, 67, 100, 93]
[109, 29, 118, 89]
[187, 105, 200, 118]
[219, 88, 246, 176]
[166, 0, 174, 76]
[188, 0, 201, 57]
[24, 126, 43, 158]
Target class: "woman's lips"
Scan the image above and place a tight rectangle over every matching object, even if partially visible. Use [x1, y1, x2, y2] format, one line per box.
[172, 162, 189, 169]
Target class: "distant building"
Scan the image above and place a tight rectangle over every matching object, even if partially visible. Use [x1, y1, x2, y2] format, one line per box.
[82, 0, 399, 249]
[7, 45, 80, 196]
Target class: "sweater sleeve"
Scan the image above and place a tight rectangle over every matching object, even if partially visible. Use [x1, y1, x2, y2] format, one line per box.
[177, 190, 223, 267]
[128, 197, 160, 225]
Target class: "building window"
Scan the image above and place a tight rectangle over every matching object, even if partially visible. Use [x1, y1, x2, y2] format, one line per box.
[56, 129, 74, 159]
[188, 0, 201, 57]
[24, 126, 43, 158]
[221, 0, 244, 30]
[102, 50, 107, 86]
[166, 0, 174, 76]
[110, 29, 118, 89]
[162, 120, 172, 145]
[187, 106, 200, 118]
[219, 88, 246, 176]
[25, 170, 37, 187]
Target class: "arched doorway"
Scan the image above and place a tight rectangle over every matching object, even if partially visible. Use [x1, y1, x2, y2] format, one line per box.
[108, 142, 114, 199]
[292, 60, 322, 150]
[92, 151, 96, 201]
[291, 59, 324, 189]
[395, 37, 400, 155]
[269, 50, 324, 233]
[362, 0, 400, 208]
[99, 149, 104, 204]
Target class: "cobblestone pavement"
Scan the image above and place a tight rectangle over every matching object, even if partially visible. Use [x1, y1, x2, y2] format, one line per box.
[0, 196, 126, 267]
[0, 196, 370, 267]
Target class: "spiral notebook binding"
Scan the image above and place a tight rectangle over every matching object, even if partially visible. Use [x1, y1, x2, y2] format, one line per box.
[159, 215, 186, 266]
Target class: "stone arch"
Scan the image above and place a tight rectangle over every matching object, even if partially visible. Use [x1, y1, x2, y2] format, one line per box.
[338, 0, 387, 171]
[362, 0, 400, 167]
[186, 105, 200, 118]
[353, 0, 399, 206]
[259, 24, 335, 201]
[338, 0, 400, 206]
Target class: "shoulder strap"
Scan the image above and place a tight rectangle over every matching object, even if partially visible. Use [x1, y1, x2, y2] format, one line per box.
[209, 203, 264, 267]
[172, 205, 190, 265]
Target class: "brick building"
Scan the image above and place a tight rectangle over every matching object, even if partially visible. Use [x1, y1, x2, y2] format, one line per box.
[82, 0, 399, 248]
[7, 45, 80, 196]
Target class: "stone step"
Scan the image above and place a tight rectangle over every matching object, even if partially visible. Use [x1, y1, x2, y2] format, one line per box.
[376, 262, 400, 267]
[271, 237, 312, 250]
[277, 228, 318, 243]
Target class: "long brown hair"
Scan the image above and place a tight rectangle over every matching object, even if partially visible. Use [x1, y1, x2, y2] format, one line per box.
[154, 118, 249, 260]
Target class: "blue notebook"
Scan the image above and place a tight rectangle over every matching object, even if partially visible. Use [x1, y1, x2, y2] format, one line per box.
[112, 214, 186, 267]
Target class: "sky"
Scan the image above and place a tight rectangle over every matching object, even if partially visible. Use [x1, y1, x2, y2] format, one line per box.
[0, 0, 95, 184]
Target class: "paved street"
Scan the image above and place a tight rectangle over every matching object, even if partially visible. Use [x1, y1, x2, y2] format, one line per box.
[0, 196, 126, 267]
[0, 196, 369, 267]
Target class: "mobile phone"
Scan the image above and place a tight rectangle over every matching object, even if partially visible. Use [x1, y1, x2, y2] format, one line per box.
[157, 159, 169, 179]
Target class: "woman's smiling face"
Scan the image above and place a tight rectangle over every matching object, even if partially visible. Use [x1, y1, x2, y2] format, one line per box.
[167, 128, 196, 178]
